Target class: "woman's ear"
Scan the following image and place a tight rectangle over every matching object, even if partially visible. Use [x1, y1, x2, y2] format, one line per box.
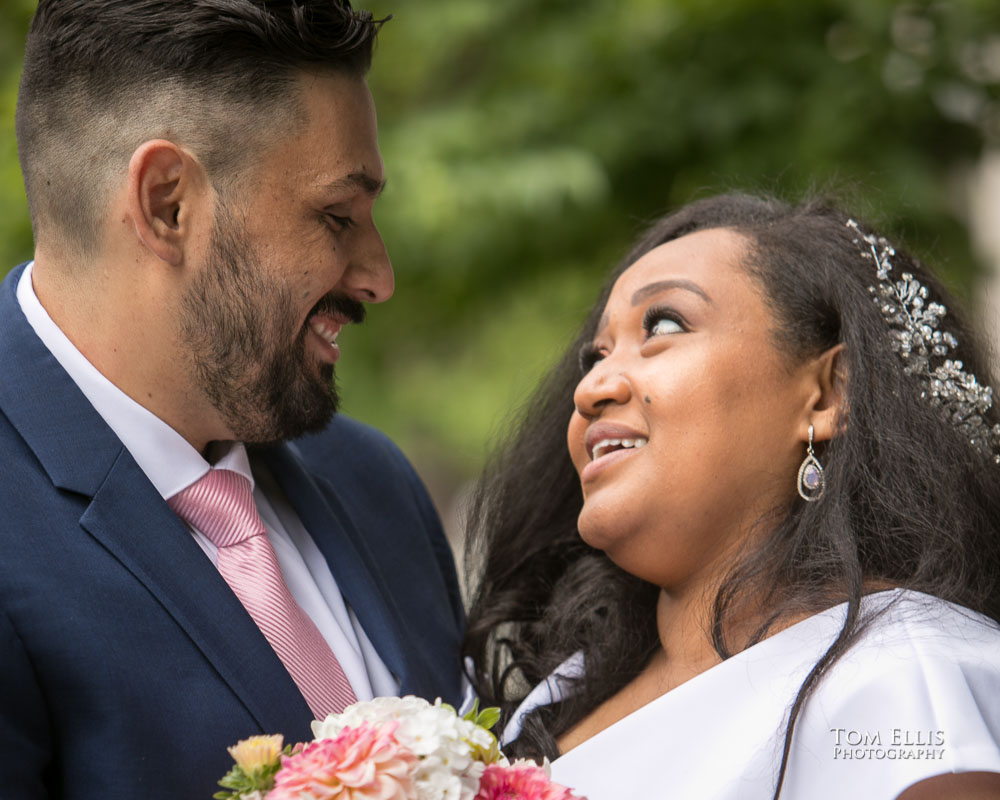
[804, 343, 847, 444]
[127, 139, 206, 266]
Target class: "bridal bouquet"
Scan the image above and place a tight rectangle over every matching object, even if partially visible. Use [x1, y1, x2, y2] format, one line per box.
[214, 696, 585, 800]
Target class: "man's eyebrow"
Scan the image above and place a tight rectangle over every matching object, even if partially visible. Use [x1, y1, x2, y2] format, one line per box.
[631, 279, 713, 306]
[323, 172, 387, 198]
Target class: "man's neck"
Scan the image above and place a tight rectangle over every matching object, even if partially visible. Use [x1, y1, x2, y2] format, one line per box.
[30, 251, 226, 452]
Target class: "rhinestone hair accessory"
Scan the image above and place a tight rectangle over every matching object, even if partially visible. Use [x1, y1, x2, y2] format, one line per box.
[847, 218, 1000, 462]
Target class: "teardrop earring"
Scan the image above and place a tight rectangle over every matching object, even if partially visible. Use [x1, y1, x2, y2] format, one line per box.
[797, 424, 825, 502]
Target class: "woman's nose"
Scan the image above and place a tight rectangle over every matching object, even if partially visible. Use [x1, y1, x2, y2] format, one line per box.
[573, 357, 632, 418]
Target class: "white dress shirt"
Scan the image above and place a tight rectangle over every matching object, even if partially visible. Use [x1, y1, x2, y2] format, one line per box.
[17, 261, 399, 702]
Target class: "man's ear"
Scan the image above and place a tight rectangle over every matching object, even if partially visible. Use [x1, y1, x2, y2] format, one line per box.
[127, 139, 206, 265]
[802, 343, 847, 445]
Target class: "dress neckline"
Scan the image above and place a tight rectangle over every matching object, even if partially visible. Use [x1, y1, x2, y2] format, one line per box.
[553, 588, 911, 760]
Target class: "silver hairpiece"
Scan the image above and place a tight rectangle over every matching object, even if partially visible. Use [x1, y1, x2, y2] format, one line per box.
[847, 219, 1000, 463]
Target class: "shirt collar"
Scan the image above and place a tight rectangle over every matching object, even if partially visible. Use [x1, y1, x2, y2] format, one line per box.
[16, 261, 254, 498]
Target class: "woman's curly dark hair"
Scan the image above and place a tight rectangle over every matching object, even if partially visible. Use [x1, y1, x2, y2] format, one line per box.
[463, 192, 1000, 799]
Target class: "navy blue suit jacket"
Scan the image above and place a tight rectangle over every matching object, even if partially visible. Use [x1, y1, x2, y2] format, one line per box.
[0, 263, 465, 798]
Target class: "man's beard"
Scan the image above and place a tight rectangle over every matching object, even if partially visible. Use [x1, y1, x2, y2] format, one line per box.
[179, 206, 364, 445]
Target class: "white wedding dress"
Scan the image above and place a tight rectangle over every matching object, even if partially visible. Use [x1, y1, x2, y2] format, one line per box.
[507, 590, 1000, 799]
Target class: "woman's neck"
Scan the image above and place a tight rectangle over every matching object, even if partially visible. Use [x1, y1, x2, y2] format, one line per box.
[556, 587, 722, 755]
[556, 581, 817, 756]
[654, 586, 723, 681]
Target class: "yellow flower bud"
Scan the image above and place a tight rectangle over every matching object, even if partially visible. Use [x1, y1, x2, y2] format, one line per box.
[227, 734, 285, 774]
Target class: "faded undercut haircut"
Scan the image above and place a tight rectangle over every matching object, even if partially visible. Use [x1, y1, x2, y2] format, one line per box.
[16, 0, 385, 256]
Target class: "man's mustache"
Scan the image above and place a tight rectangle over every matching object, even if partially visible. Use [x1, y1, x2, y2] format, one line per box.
[312, 292, 366, 325]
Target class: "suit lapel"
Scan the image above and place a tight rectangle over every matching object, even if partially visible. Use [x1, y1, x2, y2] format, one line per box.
[255, 444, 415, 690]
[79, 452, 314, 738]
[0, 265, 314, 739]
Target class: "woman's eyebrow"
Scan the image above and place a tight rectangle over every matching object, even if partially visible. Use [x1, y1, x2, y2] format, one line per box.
[631, 279, 713, 306]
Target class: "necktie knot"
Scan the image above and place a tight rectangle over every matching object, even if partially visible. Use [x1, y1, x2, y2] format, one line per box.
[168, 469, 263, 548]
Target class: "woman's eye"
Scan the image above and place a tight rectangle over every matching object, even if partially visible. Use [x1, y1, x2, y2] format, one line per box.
[578, 343, 604, 374]
[650, 317, 682, 336]
[643, 306, 686, 338]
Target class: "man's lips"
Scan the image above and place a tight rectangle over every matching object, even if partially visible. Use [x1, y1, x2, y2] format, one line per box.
[304, 293, 365, 365]
[308, 313, 346, 363]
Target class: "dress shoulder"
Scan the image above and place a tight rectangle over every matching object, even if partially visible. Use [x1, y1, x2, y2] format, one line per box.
[782, 591, 1000, 798]
[546, 590, 1000, 800]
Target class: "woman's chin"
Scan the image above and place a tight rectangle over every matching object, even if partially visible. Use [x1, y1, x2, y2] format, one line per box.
[577, 508, 631, 555]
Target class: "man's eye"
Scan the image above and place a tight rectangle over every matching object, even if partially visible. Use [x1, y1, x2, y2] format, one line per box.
[326, 214, 354, 231]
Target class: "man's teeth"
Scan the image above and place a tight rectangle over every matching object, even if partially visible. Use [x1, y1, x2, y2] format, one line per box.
[310, 318, 340, 346]
[591, 437, 648, 460]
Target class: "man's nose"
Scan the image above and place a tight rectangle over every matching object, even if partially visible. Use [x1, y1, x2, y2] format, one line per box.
[342, 222, 394, 304]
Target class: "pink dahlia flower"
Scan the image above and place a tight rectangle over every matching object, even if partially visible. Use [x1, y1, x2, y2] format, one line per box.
[268, 721, 417, 800]
[473, 761, 584, 800]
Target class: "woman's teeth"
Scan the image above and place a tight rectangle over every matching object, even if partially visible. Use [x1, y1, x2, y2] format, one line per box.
[592, 437, 648, 460]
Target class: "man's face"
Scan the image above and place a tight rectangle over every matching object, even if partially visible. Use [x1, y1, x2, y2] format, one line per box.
[180, 72, 392, 444]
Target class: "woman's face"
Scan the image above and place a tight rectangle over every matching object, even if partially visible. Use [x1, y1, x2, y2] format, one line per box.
[567, 228, 818, 592]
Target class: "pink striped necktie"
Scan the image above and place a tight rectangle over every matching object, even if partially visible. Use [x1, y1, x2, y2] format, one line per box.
[167, 468, 356, 719]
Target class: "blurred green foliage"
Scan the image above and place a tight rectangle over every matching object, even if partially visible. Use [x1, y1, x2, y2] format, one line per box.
[0, 0, 34, 272]
[2, 0, 1000, 501]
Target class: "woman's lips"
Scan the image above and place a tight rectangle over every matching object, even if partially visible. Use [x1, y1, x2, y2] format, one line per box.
[579, 443, 644, 484]
[579, 429, 649, 484]
[584, 422, 649, 458]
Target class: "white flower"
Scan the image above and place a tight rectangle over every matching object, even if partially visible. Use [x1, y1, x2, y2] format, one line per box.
[311, 696, 491, 800]
[311, 695, 429, 740]
[510, 756, 554, 775]
[413, 767, 464, 800]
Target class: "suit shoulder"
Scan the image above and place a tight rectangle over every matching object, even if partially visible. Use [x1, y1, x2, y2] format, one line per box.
[289, 415, 426, 503]
[293, 415, 409, 470]
[296, 414, 402, 454]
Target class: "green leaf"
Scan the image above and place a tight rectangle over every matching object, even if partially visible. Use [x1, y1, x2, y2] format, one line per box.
[215, 757, 285, 798]
[461, 698, 480, 722]
[216, 765, 251, 792]
[475, 706, 502, 731]
[462, 698, 502, 732]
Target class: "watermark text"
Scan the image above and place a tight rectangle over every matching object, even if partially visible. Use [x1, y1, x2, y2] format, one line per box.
[830, 729, 945, 761]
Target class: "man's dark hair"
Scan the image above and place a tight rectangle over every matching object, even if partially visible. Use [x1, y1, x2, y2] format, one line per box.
[16, 0, 385, 255]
